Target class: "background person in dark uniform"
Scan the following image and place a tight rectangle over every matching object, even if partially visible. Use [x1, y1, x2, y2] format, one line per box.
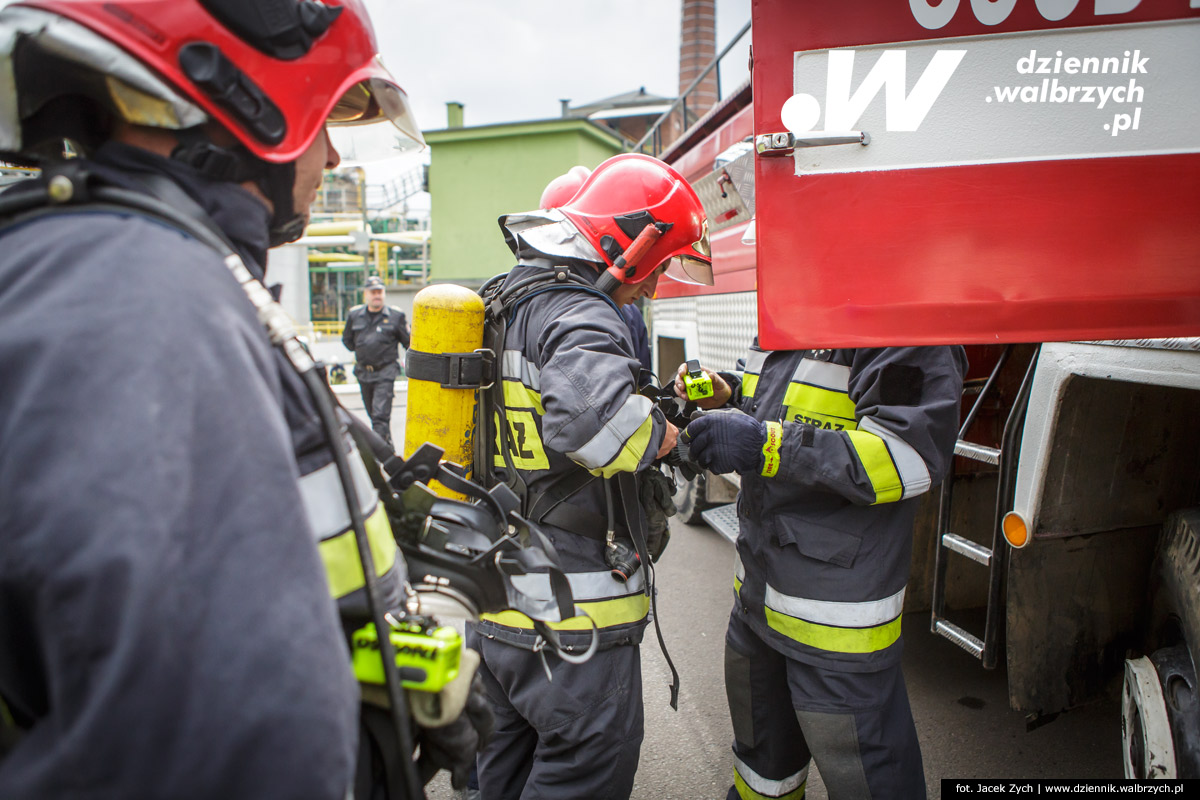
[342, 276, 409, 446]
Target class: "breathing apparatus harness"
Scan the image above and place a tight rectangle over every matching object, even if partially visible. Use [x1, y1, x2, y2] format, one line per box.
[0, 161, 583, 796]
[466, 258, 681, 708]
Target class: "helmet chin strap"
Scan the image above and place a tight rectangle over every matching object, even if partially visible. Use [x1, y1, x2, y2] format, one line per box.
[261, 160, 305, 247]
[171, 128, 305, 247]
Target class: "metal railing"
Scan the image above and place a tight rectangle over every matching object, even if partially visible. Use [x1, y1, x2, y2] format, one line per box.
[631, 20, 751, 156]
[307, 320, 345, 337]
[365, 167, 426, 213]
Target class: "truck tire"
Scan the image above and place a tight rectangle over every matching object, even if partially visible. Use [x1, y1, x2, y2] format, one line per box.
[1124, 508, 1200, 779]
[675, 471, 711, 525]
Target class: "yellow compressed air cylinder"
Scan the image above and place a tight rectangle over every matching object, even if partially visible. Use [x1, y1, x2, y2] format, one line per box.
[404, 284, 485, 499]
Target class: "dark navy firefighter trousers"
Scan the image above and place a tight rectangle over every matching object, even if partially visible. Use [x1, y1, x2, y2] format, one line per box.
[468, 631, 644, 800]
[724, 610, 926, 800]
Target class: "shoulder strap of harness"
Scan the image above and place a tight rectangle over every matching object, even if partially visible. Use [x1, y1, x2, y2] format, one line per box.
[0, 162, 238, 256]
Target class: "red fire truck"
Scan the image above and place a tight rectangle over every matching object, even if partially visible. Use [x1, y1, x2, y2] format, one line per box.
[647, 0, 1200, 778]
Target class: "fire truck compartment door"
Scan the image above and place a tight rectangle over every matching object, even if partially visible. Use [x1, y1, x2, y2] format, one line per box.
[751, 1, 1200, 350]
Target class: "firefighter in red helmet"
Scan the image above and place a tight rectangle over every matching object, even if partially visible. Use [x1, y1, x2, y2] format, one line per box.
[540, 164, 651, 373]
[539, 164, 592, 210]
[468, 153, 712, 800]
[0, 2, 487, 798]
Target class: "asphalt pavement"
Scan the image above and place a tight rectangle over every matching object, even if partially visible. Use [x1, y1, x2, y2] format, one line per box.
[640, 519, 1121, 799]
[354, 383, 1123, 799]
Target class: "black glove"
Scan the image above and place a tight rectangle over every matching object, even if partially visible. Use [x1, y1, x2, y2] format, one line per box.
[683, 410, 767, 475]
[638, 467, 677, 561]
[416, 672, 494, 790]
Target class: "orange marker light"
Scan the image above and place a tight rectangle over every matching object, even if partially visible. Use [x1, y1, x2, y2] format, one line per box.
[1002, 511, 1029, 549]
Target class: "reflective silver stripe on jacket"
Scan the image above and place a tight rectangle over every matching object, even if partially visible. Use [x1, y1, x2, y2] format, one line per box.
[510, 567, 646, 602]
[763, 583, 906, 628]
[744, 349, 768, 376]
[734, 755, 808, 798]
[502, 349, 541, 390]
[857, 416, 931, 500]
[299, 453, 378, 542]
[790, 359, 850, 391]
[566, 393, 654, 470]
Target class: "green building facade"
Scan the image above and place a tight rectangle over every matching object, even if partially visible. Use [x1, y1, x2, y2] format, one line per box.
[423, 115, 624, 284]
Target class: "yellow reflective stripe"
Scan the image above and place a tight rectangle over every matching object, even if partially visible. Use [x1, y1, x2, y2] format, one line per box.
[320, 504, 397, 599]
[734, 575, 743, 594]
[782, 383, 857, 430]
[845, 429, 903, 505]
[764, 606, 902, 654]
[568, 394, 655, 473]
[761, 421, 782, 477]
[493, 410, 550, 471]
[858, 416, 931, 500]
[502, 379, 544, 414]
[494, 381, 549, 470]
[589, 410, 656, 479]
[480, 592, 649, 631]
[735, 769, 806, 800]
[741, 349, 769, 398]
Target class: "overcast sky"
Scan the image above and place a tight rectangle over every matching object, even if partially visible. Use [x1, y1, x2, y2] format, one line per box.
[0, 0, 753, 190]
[364, 0, 752, 132]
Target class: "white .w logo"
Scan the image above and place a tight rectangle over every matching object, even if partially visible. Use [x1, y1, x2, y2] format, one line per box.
[782, 49, 966, 134]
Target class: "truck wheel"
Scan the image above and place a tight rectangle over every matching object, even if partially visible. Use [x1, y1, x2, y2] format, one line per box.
[1125, 508, 1200, 779]
[675, 471, 711, 525]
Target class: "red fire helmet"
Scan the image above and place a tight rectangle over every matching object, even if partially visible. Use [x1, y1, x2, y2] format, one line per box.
[539, 165, 591, 210]
[558, 153, 712, 286]
[7, 0, 423, 163]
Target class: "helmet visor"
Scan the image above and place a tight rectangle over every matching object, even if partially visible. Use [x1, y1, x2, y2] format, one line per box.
[663, 255, 715, 286]
[327, 67, 425, 165]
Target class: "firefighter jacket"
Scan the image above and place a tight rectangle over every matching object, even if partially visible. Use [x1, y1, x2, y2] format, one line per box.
[473, 259, 668, 652]
[727, 344, 966, 672]
[0, 143, 399, 797]
[342, 304, 409, 382]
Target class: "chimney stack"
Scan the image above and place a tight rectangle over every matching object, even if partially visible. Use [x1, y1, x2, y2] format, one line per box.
[679, 0, 718, 123]
[446, 101, 463, 128]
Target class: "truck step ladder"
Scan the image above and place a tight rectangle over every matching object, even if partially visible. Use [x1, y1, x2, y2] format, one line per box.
[701, 503, 740, 545]
[930, 345, 1040, 667]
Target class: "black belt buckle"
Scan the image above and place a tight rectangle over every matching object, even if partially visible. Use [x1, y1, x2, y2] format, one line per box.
[445, 352, 478, 389]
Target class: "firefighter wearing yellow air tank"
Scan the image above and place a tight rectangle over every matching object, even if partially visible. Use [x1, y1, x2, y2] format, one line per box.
[458, 154, 714, 800]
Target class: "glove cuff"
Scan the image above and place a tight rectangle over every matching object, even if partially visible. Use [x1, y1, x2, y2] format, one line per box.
[760, 421, 783, 477]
